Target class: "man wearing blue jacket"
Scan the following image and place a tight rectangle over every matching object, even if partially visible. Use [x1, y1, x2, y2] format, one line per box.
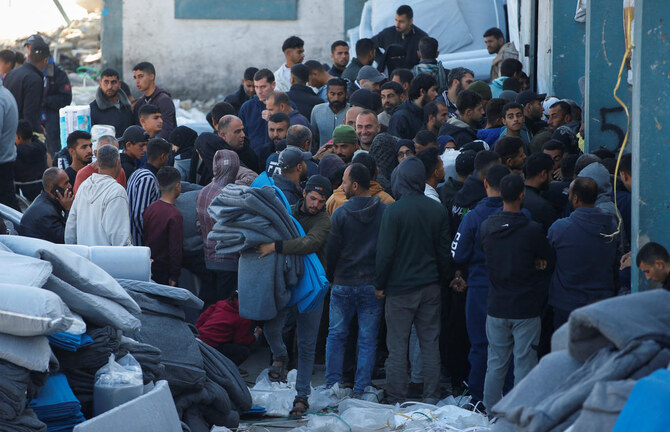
[451, 163, 509, 404]
[239, 69, 276, 164]
[548, 177, 618, 329]
[325, 163, 386, 397]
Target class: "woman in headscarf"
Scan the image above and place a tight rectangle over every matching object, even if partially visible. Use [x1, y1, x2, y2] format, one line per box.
[196, 150, 241, 307]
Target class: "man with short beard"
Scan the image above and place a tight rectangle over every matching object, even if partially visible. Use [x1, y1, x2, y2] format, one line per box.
[440, 67, 475, 118]
[90, 68, 132, 137]
[267, 112, 290, 147]
[355, 110, 380, 151]
[378, 81, 403, 128]
[311, 78, 350, 147]
[388, 73, 437, 139]
[516, 90, 547, 135]
[522, 152, 558, 232]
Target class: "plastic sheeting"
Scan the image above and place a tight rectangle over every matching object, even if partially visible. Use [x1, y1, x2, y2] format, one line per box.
[289, 399, 491, 432]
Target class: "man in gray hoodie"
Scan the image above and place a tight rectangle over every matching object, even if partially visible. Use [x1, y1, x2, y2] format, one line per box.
[65, 145, 132, 246]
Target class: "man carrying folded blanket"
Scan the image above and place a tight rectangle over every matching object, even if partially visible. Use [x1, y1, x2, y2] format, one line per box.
[256, 174, 332, 418]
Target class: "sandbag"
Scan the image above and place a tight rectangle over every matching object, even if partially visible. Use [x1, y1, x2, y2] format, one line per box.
[0, 284, 71, 337]
[43, 276, 141, 333]
[0, 236, 140, 316]
[0, 250, 52, 287]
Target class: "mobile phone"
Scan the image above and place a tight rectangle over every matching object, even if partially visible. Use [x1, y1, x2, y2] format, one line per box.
[51, 185, 65, 197]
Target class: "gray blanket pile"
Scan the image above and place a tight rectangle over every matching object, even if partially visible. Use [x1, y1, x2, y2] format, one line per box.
[492, 290, 670, 432]
[118, 279, 251, 431]
[207, 184, 303, 320]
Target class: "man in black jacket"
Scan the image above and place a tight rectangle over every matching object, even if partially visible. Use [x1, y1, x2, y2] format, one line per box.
[287, 64, 324, 120]
[90, 68, 133, 138]
[342, 38, 375, 83]
[218, 115, 260, 173]
[372, 5, 428, 69]
[325, 163, 386, 397]
[522, 152, 558, 232]
[3, 40, 49, 133]
[480, 173, 554, 410]
[224, 67, 258, 114]
[120, 125, 149, 178]
[19, 167, 73, 243]
[132, 62, 176, 140]
[439, 90, 484, 148]
[43, 55, 72, 156]
[388, 73, 437, 139]
[23, 35, 72, 155]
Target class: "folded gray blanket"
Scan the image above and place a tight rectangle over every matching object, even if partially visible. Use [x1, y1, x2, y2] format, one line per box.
[207, 184, 303, 320]
[568, 290, 670, 362]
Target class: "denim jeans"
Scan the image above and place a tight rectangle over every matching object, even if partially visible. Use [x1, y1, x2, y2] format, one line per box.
[264, 302, 324, 397]
[325, 284, 383, 395]
[385, 284, 442, 403]
[483, 315, 541, 410]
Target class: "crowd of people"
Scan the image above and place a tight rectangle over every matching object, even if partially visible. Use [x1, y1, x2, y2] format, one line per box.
[1, 4, 668, 419]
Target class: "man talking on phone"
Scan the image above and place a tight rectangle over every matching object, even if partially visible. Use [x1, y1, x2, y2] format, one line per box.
[19, 167, 74, 244]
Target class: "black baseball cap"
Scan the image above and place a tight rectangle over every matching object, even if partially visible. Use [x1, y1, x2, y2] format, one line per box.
[278, 146, 312, 170]
[24, 34, 45, 46]
[516, 90, 547, 106]
[304, 175, 332, 198]
[121, 125, 149, 144]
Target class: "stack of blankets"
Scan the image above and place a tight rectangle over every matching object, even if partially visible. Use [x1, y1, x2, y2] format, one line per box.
[119, 278, 252, 432]
[0, 234, 252, 431]
[207, 183, 303, 321]
[492, 289, 670, 432]
[29, 373, 86, 431]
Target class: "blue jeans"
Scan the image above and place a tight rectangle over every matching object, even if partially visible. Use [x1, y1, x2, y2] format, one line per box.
[264, 302, 324, 397]
[325, 284, 383, 395]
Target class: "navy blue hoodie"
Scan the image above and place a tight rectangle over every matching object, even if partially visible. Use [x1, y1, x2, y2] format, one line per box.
[481, 211, 554, 319]
[547, 206, 618, 312]
[452, 196, 503, 289]
[326, 196, 386, 286]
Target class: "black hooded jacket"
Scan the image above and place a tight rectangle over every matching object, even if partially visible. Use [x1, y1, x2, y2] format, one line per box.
[327, 196, 386, 286]
[287, 84, 324, 119]
[224, 85, 251, 114]
[194, 133, 260, 185]
[439, 118, 478, 149]
[451, 175, 487, 228]
[480, 211, 555, 319]
[388, 100, 424, 140]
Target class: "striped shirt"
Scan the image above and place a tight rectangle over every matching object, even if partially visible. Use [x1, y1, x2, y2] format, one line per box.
[126, 167, 160, 246]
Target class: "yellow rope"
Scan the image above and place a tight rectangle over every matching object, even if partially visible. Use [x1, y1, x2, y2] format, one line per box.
[602, 0, 635, 239]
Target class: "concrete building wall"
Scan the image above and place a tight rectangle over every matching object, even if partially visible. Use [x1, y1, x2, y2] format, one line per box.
[121, 0, 345, 101]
